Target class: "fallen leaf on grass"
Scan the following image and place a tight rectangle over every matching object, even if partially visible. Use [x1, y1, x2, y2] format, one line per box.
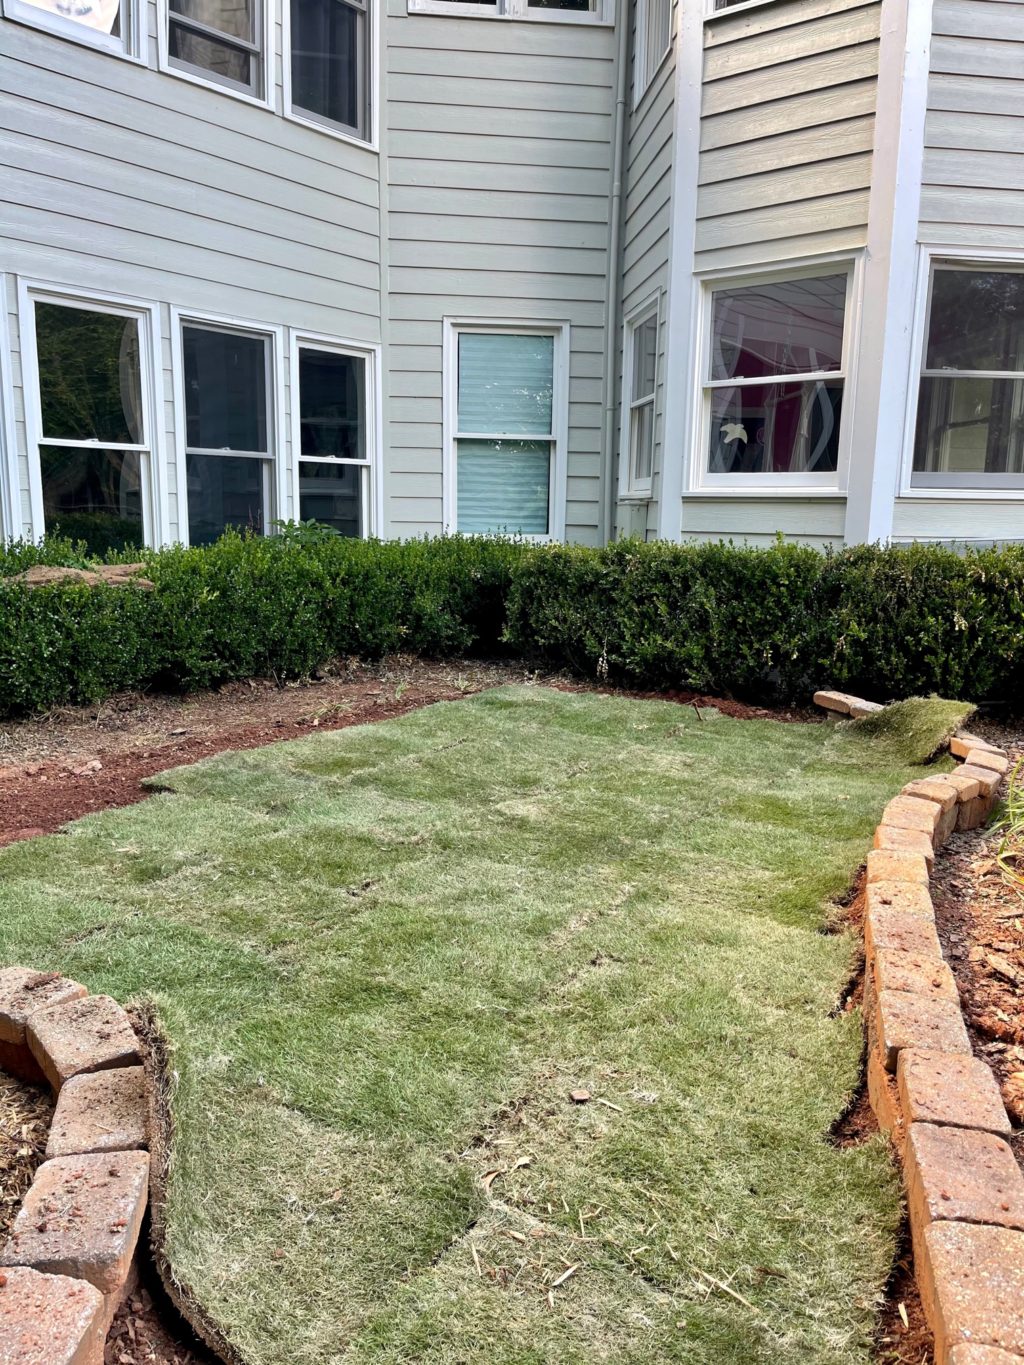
[481, 1170, 502, 1192]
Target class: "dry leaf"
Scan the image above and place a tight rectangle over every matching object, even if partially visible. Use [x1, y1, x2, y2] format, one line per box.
[551, 1264, 578, 1289]
[898, 1301, 909, 1329]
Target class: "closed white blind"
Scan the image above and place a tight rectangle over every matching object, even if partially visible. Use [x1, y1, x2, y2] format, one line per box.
[457, 333, 554, 436]
[457, 439, 550, 535]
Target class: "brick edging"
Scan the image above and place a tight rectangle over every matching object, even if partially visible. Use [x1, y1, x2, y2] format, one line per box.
[0, 972, 150, 1365]
[815, 690, 1023, 1363]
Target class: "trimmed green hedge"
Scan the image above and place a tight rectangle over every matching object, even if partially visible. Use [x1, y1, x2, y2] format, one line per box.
[1, 533, 1022, 718]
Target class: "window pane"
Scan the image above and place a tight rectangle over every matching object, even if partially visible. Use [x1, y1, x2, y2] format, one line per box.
[710, 275, 847, 381]
[925, 270, 1024, 373]
[290, 0, 362, 131]
[913, 376, 1024, 478]
[708, 380, 842, 474]
[36, 304, 142, 445]
[183, 327, 268, 453]
[457, 333, 554, 436]
[456, 439, 550, 535]
[40, 447, 143, 555]
[630, 401, 654, 484]
[645, 0, 670, 75]
[187, 453, 265, 545]
[20, 0, 121, 36]
[170, 0, 253, 42]
[528, 0, 593, 9]
[169, 23, 252, 83]
[299, 461, 363, 535]
[632, 315, 657, 402]
[298, 349, 365, 459]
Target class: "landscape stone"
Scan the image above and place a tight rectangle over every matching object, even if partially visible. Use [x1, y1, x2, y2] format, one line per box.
[959, 792, 997, 832]
[0, 967, 87, 1045]
[950, 734, 1005, 760]
[0, 1266, 105, 1365]
[948, 1347, 1024, 1365]
[898, 1051, 1011, 1137]
[902, 777, 959, 813]
[942, 771, 983, 803]
[921, 1222, 1024, 1363]
[958, 765, 1001, 798]
[813, 690, 860, 714]
[874, 823, 935, 866]
[47, 1067, 148, 1158]
[26, 996, 141, 1092]
[906, 1123, 1024, 1236]
[875, 990, 972, 1072]
[873, 948, 958, 1002]
[866, 881, 935, 919]
[866, 849, 931, 886]
[865, 908, 942, 960]
[881, 795, 942, 836]
[965, 749, 1010, 777]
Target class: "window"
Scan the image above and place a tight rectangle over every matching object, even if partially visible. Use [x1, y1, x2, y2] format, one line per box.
[2, 0, 135, 56]
[635, 0, 670, 100]
[407, 0, 607, 24]
[447, 325, 566, 537]
[701, 271, 850, 486]
[181, 324, 274, 545]
[294, 343, 370, 536]
[167, 0, 264, 96]
[288, 0, 368, 137]
[28, 298, 151, 556]
[623, 308, 657, 496]
[912, 266, 1024, 490]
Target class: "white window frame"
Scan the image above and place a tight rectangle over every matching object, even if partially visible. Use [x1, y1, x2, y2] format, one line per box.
[157, 0, 274, 109]
[407, 0, 613, 26]
[634, 0, 672, 105]
[703, 0, 776, 19]
[442, 318, 569, 541]
[619, 295, 659, 500]
[170, 308, 285, 547]
[0, 277, 19, 543]
[283, 0, 379, 147]
[288, 330, 383, 538]
[0, 0, 143, 60]
[901, 246, 1024, 502]
[689, 256, 862, 496]
[18, 280, 166, 548]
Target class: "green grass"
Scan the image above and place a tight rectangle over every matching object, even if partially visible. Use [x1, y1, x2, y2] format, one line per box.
[0, 688, 968, 1364]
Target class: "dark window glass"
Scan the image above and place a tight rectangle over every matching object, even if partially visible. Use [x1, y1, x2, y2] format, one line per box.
[40, 447, 143, 555]
[298, 349, 365, 460]
[527, 0, 592, 9]
[36, 303, 142, 445]
[168, 26, 251, 83]
[169, 0, 257, 89]
[925, 270, 1024, 373]
[710, 275, 846, 381]
[708, 381, 842, 475]
[186, 453, 265, 545]
[299, 461, 362, 536]
[171, 0, 253, 40]
[183, 327, 268, 453]
[290, 0, 364, 133]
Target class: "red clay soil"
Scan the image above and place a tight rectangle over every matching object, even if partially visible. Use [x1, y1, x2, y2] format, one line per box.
[104, 1264, 213, 1365]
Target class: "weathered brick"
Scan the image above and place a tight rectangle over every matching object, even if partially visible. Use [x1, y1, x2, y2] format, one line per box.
[882, 795, 942, 837]
[27, 996, 141, 1092]
[903, 777, 960, 814]
[873, 824, 935, 867]
[875, 990, 971, 1072]
[943, 770, 983, 803]
[948, 1346, 1024, 1365]
[850, 700, 884, 718]
[906, 1123, 1024, 1241]
[921, 1222, 1024, 1364]
[936, 802, 959, 847]
[0, 968, 86, 1046]
[813, 690, 861, 714]
[959, 792, 997, 833]
[873, 948, 958, 1002]
[966, 749, 1010, 777]
[866, 849, 931, 886]
[865, 908, 942, 961]
[0, 1153, 149, 1303]
[47, 1067, 148, 1159]
[866, 881, 935, 919]
[958, 764, 1001, 799]
[950, 733, 1005, 760]
[898, 1051, 1012, 1138]
[0, 1266, 105, 1365]
[867, 1047, 905, 1141]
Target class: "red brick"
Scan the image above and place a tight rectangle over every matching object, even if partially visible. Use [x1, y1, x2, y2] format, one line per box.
[874, 824, 935, 867]
[866, 881, 935, 919]
[866, 849, 931, 886]
[865, 908, 942, 961]
[867, 1047, 905, 1142]
[921, 1222, 1024, 1363]
[898, 1051, 1012, 1138]
[948, 1347, 1024, 1365]
[875, 990, 971, 1072]
[0, 967, 86, 1046]
[950, 733, 1005, 760]
[966, 749, 1010, 777]
[26, 996, 141, 1092]
[903, 777, 960, 814]
[0, 1266, 105, 1365]
[813, 690, 861, 714]
[959, 792, 997, 833]
[944, 770, 983, 803]
[873, 948, 958, 1002]
[958, 765, 1001, 799]
[47, 1067, 148, 1159]
[882, 795, 942, 837]
[0, 1152, 149, 1301]
[906, 1123, 1024, 1240]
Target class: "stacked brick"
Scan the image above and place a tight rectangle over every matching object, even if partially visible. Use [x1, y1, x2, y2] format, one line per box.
[0, 969, 149, 1365]
[816, 691, 1022, 1365]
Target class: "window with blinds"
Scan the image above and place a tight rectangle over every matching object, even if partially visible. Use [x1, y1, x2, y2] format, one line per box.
[635, 0, 670, 102]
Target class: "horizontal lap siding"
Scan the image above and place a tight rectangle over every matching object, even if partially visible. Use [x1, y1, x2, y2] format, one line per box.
[921, 0, 1024, 249]
[696, 0, 880, 272]
[385, 2, 615, 544]
[681, 497, 846, 548]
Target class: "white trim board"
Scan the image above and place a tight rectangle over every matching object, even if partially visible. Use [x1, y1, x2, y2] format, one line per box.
[0, 277, 20, 543]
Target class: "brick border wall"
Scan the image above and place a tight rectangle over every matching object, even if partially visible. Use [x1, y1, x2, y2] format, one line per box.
[0, 972, 150, 1365]
[816, 691, 1023, 1365]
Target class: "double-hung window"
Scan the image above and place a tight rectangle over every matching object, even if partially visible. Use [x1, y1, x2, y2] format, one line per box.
[448, 324, 565, 538]
[407, 0, 606, 24]
[27, 295, 152, 555]
[182, 323, 274, 545]
[168, 0, 264, 97]
[623, 308, 657, 496]
[912, 265, 1024, 490]
[635, 0, 670, 100]
[701, 270, 849, 487]
[294, 342, 371, 536]
[288, 0, 368, 138]
[2, 0, 136, 57]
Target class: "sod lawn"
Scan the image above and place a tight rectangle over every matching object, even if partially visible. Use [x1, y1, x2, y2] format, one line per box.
[0, 687, 969, 1364]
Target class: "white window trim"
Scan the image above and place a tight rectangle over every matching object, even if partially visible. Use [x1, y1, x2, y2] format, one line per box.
[703, 0, 782, 19]
[283, 0, 380, 148]
[618, 294, 660, 502]
[170, 307, 286, 547]
[17, 279, 167, 548]
[688, 254, 863, 497]
[442, 317, 570, 541]
[157, 0, 275, 110]
[633, 0, 672, 107]
[0, 277, 19, 543]
[0, 0, 144, 60]
[899, 246, 1024, 503]
[288, 330, 383, 538]
[407, 0, 613, 25]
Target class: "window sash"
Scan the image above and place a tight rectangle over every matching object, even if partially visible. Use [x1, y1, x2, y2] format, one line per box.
[167, 0, 263, 95]
[289, 0, 368, 137]
[2, 0, 134, 55]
